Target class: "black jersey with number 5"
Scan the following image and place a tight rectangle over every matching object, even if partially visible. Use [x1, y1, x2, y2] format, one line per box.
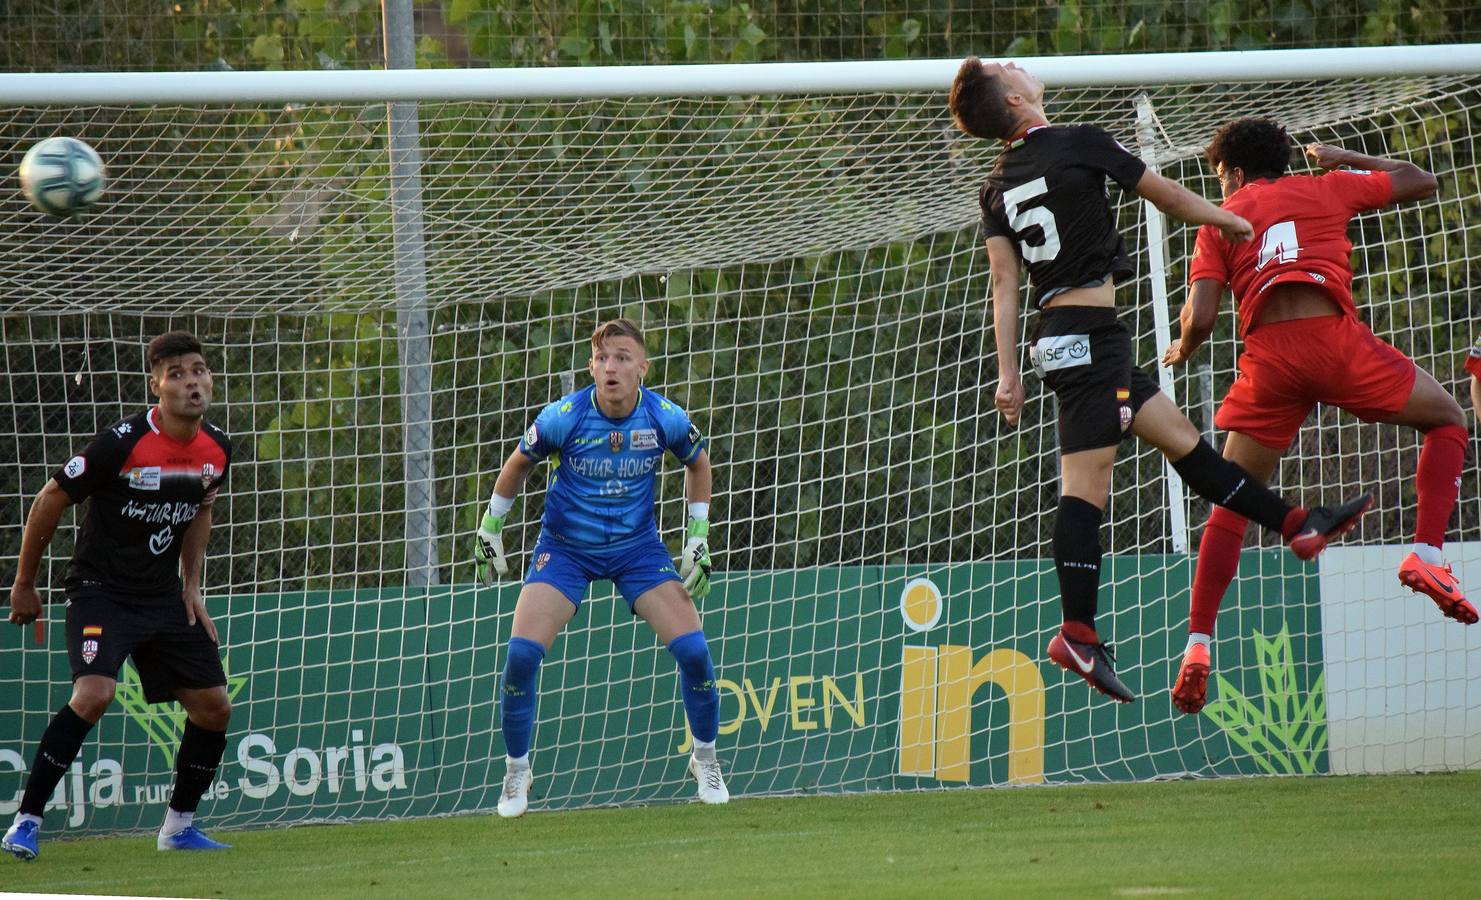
[979, 125, 1147, 309]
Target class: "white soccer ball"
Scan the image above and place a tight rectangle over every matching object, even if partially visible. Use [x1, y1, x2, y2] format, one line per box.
[19, 137, 106, 216]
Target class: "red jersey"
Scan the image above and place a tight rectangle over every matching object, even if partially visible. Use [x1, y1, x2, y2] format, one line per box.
[1189, 169, 1393, 336]
[1467, 334, 1481, 379]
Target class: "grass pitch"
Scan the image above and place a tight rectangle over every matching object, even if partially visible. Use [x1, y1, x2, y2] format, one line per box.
[3, 771, 1477, 898]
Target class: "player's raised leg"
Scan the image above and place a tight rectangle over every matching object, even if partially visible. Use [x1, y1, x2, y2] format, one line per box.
[634, 579, 727, 804]
[497, 583, 576, 818]
[158, 686, 232, 851]
[2, 676, 111, 862]
[1132, 393, 1371, 561]
[1381, 368, 1474, 624]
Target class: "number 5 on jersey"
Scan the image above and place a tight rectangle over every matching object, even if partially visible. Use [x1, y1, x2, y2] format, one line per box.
[1003, 177, 1062, 262]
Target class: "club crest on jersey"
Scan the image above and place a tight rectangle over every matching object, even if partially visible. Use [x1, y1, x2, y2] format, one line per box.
[630, 428, 659, 450]
[81, 639, 99, 664]
[128, 466, 162, 491]
[609, 430, 624, 453]
[535, 552, 551, 571]
[201, 462, 216, 489]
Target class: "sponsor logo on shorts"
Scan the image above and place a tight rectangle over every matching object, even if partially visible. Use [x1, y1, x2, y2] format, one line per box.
[81, 639, 99, 664]
[535, 552, 551, 571]
[630, 428, 659, 450]
[64, 456, 86, 479]
[128, 466, 162, 491]
[609, 430, 624, 453]
[1033, 333, 1092, 373]
[201, 462, 216, 489]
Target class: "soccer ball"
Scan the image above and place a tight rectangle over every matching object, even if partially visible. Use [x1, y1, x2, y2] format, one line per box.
[19, 137, 106, 216]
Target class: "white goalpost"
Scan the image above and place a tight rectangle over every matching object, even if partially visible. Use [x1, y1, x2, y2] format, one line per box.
[1, 45, 1478, 834]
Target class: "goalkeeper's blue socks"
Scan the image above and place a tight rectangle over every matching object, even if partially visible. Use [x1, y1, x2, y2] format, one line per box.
[500, 637, 545, 759]
[667, 630, 720, 743]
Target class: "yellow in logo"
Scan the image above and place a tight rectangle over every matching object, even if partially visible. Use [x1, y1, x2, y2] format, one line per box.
[896, 577, 1044, 785]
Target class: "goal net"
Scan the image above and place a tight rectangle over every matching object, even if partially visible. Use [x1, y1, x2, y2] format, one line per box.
[1, 49, 1478, 834]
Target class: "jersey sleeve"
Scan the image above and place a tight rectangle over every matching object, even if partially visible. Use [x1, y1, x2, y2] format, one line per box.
[204, 428, 233, 503]
[1187, 223, 1230, 286]
[518, 400, 571, 461]
[1321, 168, 1393, 213]
[1077, 127, 1148, 193]
[660, 402, 706, 464]
[979, 182, 1011, 241]
[52, 427, 130, 503]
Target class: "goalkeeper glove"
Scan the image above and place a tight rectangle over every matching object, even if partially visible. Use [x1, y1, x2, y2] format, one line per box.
[473, 512, 509, 585]
[679, 518, 712, 601]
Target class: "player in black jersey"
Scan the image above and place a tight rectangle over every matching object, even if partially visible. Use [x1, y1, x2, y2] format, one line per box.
[950, 58, 1374, 705]
[4, 332, 235, 860]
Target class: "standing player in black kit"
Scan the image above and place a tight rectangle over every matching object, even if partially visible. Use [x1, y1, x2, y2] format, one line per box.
[4, 332, 234, 860]
[949, 59, 1373, 705]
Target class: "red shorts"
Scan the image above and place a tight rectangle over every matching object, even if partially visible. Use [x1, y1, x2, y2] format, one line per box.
[1216, 314, 1415, 449]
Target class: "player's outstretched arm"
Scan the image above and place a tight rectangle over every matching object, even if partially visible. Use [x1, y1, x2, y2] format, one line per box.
[1135, 170, 1253, 243]
[1163, 280, 1223, 367]
[1304, 143, 1438, 203]
[985, 236, 1026, 426]
[474, 448, 537, 585]
[9, 479, 71, 626]
[680, 450, 713, 601]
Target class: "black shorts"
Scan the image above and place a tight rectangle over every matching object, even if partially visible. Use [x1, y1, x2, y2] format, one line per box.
[65, 589, 226, 704]
[1032, 306, 1162, 453]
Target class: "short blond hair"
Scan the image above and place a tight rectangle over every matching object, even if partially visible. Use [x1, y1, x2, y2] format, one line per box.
[591, 318, 645, 350]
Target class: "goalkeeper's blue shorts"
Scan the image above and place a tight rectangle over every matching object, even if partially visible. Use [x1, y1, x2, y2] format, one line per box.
[524, 536, 680, 612]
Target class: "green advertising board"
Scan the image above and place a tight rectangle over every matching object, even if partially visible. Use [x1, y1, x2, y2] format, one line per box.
[0, 551, 1325, 835]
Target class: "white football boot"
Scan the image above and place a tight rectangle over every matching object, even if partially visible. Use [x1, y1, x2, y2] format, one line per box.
[497, 759, 533, 818]
[688, 744, 729, 805]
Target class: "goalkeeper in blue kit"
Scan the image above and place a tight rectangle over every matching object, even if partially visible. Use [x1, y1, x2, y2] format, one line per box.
[474, 318, 725, 816]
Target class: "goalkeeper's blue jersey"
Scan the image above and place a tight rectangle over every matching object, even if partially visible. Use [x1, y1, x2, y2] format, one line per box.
[519, 384, 705, 550]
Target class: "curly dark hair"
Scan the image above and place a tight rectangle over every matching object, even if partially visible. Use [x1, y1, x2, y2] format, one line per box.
[146, 331, 204, 370]
[948, 57, 1014, 141]
[1205, 117, 1292, 180]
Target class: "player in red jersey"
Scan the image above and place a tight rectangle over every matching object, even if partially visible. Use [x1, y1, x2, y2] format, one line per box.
[4, 332, 235, 860]
[1164, 118, 1474, 714]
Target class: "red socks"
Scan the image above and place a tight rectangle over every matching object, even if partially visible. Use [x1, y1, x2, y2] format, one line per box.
[1414, 424, 1467, 548]
[1190, 506, 1249, 637]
